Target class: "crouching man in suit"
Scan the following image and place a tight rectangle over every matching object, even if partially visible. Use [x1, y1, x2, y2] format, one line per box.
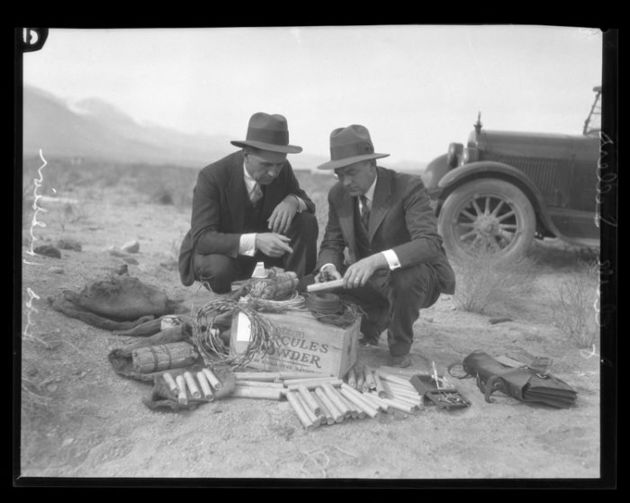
[314, 125, 456, 367]
[179, 112, 318, 292]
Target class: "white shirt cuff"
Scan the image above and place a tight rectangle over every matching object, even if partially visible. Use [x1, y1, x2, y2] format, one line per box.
[381, 249, 401, 270]
[294, 195, 306, 213]
[239, 233, 257, 256]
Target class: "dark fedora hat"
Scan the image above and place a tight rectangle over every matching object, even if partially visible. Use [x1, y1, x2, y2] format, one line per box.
[317, 124, 389, 170]
[231, 112, 302, 154]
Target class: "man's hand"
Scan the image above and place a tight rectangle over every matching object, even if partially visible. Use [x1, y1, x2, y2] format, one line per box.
[267, 195, 299, 234]
[342, 254, 387, 289]
[255, 233, 293, 257]
[314, 264, 342, 283]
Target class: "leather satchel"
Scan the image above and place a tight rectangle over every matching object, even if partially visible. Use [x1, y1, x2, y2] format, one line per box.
[462, 350, 577, 408]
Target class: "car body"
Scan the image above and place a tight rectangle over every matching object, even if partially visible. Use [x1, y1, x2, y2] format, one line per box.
[423, 87, 601, 262]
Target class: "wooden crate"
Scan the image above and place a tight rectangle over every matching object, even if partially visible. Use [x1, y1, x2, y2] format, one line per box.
[230, 310, 360, 378]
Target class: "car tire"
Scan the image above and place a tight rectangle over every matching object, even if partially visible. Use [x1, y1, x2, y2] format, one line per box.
[438, 179, 536, 263]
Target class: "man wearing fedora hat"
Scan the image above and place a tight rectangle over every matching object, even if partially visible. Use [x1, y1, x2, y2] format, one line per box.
[178, 112, 318, 292]
[314, 125, 456, 367]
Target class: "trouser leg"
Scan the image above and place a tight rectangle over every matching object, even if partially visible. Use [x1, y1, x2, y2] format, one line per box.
[280, 212, 318, 277]
[192, 253, 250, 294]
[386, 263, 442, 357]
[342, 269, 390, 341]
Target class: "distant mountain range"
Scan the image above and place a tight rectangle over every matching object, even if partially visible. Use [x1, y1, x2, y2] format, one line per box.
[22, 85, 426, 173]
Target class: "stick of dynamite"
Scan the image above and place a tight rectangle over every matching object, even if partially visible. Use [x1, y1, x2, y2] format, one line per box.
[306, 278, 345, 293]
[279, 372, 330, 380]
[377, 365, 420, 378]
[232, 386, 283, 400]
[235, 380, 286, 389]
[286, 379, 342, 391]
[377, 370, 415, 389]
[297, 385, 321, 415]
[346, 367, 357, 389]
[311, 392, 335, 425]
[365, 368, 377, 391]
[365, 392, 391, 412]
[382, 379, 420, 393]
[286, 390, 315, 430]
[293, 389, 321, 427]
[322, 383, 352, 418]
[175, 374, 188, 406]
[233, 372, 280, 381]
[334, 388, 361, 418]
[196, 371, 215, 400]
[355, 365, 366, 392]
[381, 380, 423, 403]
[183, 371, 202, 399]
[390, 395, 422, 408]
[379, 397, 416, 413]
[390, 388, 422, 405]
[162, 372, 179, 396]
[339, 385, 378, 418]
[283, 377, 342, 387]
[314, 386, 344, 423]
[341, 383, 380, 415]
[374, 371, 387, 398]
[202, 367, 223, 391]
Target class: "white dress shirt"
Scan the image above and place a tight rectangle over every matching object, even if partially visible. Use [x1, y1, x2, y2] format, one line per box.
[321, 173, 401, 274]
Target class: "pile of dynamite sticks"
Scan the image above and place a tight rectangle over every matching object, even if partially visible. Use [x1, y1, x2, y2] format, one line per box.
[231, 367, 424, 431]
[162, 367, 223, 406]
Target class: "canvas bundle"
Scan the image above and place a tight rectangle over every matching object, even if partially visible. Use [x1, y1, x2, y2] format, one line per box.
[244, 269, 299, 300]
[131, 341, 199, 373]
[462, 350, 577, 408]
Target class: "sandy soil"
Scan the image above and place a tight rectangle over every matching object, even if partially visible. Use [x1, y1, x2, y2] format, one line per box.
[19, 184, 601, 481]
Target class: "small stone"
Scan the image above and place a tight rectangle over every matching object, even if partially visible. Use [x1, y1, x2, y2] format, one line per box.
[47, 384, 58, 392]
[34, 245, 61, 259]
[108, 247, 126, 257]
[62, 438, 74, 447]
[115, 264, 129, 275]
[121, 240, 140, 253]
[56, 238, 82, 251]
[122, 256, 139, 265]
[49, 266, 64, 274]
[423, 317, 434, 323]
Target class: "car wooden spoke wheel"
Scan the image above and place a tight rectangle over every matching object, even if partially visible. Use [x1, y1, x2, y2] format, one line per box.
[439, 179, 536, 262]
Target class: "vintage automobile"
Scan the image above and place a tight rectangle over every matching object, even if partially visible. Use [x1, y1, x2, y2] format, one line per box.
[423, 86, 601, 262]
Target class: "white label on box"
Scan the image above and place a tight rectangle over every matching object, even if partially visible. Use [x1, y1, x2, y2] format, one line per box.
[236, 312, 252, 342]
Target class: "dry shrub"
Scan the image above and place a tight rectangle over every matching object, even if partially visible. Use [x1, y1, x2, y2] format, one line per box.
[453, 250, 538, 316]
[552, 260, 599, 348]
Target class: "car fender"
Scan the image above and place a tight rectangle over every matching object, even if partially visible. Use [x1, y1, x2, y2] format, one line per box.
[436, 161, 562, 238]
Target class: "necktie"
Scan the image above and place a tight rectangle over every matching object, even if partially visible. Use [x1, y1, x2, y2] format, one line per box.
[249, 182, 263, 204]
[359, 195, 370, 231]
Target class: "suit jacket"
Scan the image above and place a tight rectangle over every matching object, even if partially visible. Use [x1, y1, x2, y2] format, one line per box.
[316, 166, 455, 294]
[179, 151, 315, 286]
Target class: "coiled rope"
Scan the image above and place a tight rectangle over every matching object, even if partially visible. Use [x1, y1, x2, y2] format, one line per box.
[304, 293, 362, 328]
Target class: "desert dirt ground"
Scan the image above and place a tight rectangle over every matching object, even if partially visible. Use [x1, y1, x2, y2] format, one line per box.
[18, 173, 601, 481]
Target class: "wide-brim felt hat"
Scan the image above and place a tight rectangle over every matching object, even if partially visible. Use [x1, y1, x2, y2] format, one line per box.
[317, 124, 389, 170]
[231, 112, 302, 154]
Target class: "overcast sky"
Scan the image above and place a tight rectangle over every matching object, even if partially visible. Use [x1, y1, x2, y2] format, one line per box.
[23, 25, 603, 164]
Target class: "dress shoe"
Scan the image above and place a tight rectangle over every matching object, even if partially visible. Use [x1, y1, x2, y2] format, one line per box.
[388, 354, 412, 368]
[359, 335, 379, 346]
